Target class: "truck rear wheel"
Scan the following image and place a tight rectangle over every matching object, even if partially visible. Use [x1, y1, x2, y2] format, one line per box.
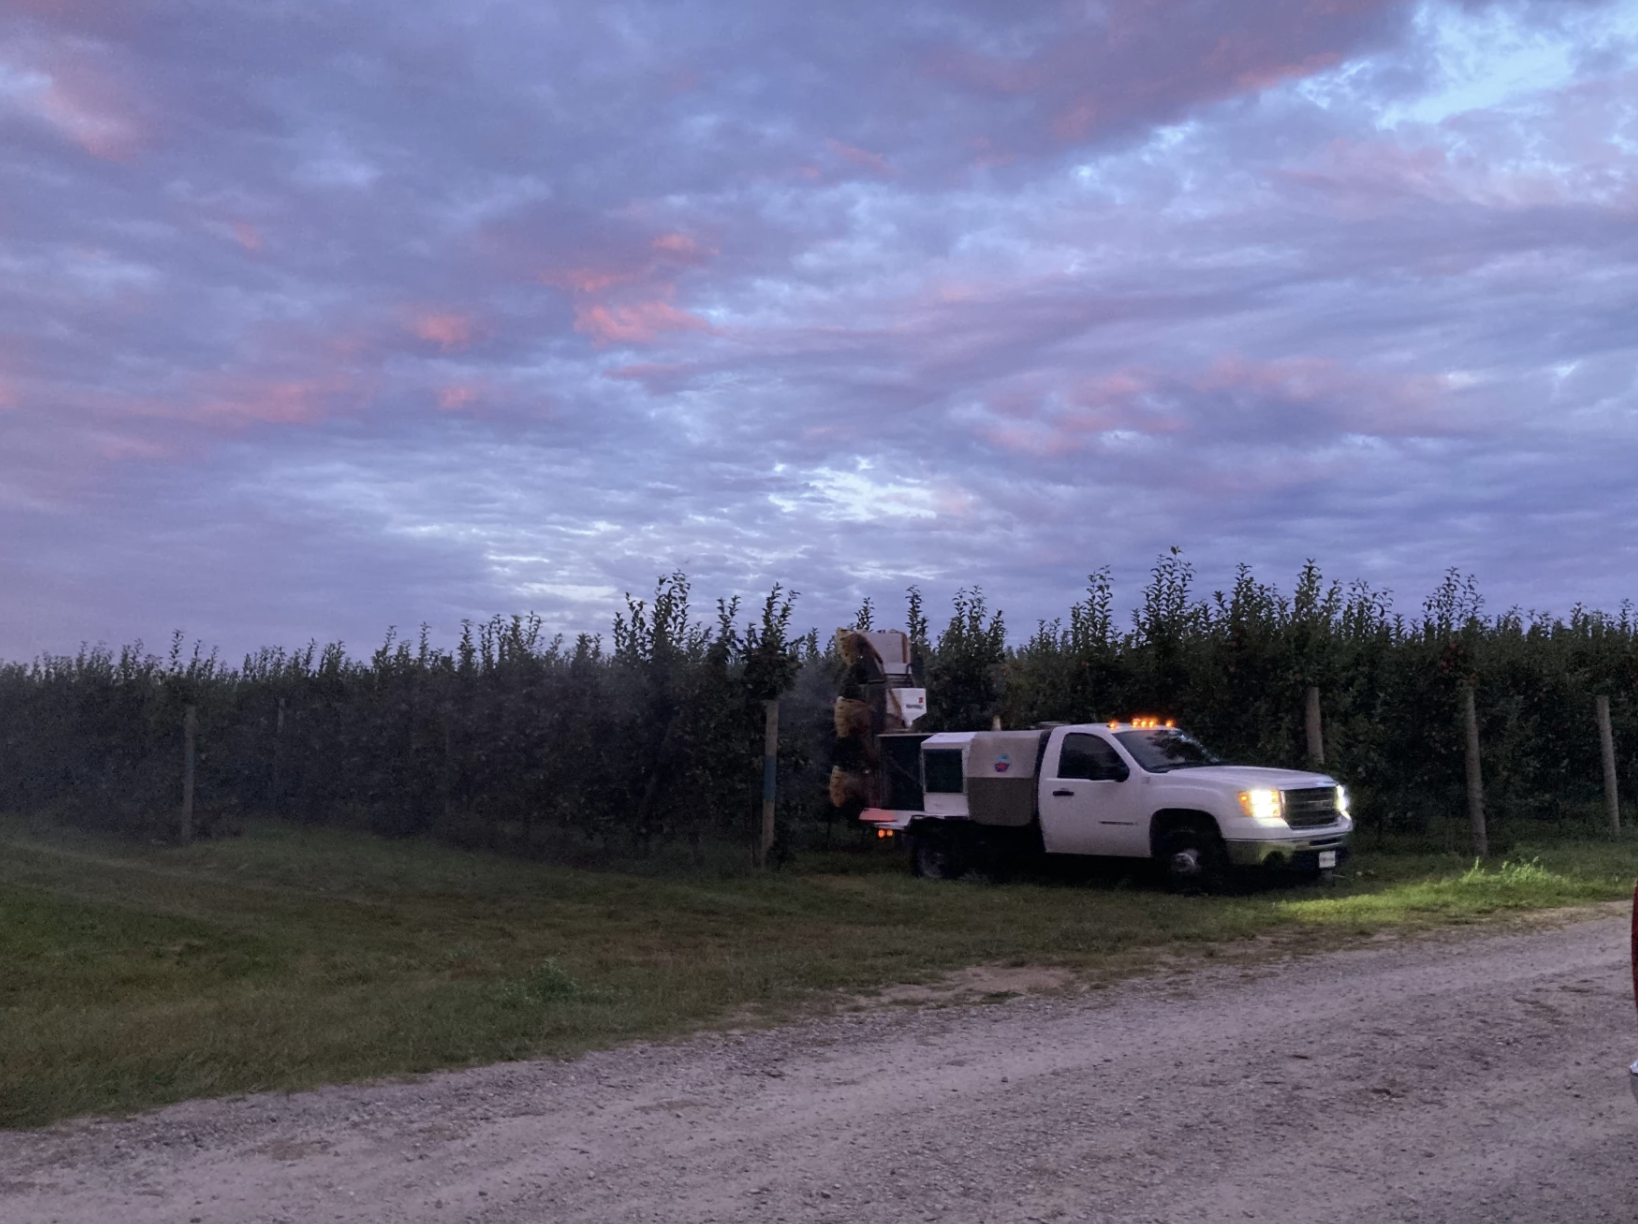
[1161, 827, 1225, 894]
[912, 830, 964, 880]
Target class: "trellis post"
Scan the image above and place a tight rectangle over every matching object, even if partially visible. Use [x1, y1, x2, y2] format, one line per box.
[180, 704, 197, 846]
[1305, 686, 1325, 765]
[1461, 683, 1487, 858]
[1596, 695, 1620, 835]
[758, 698, 779, 868]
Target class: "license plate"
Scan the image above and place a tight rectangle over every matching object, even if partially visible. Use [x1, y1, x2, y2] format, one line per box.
[1318, 850, 1337, 869]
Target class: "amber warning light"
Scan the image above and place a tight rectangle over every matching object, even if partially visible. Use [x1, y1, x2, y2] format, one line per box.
[1126, 717, 1176, 730]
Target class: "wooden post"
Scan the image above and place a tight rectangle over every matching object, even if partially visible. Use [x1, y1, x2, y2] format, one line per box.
[1461, 683, 1487, 858]
[272, 697, 285, 814]
[758, 698, 779, 868]
[1596, 694, 1620, 834]
[1304, 686, 1325, 766]
[180, 704, 197, 846]
[441, 711, 455, 826]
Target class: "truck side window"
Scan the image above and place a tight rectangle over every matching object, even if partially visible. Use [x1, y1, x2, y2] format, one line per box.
[923, 749, 965, 794]
[1056, 734, 1129, 782]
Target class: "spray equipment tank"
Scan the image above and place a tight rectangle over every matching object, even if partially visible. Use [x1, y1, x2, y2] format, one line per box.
[913, 730, 1048, 825]
[964, 730, 1049, 826]
[852, 629, 926, 731]
[828, 627, 929, 812]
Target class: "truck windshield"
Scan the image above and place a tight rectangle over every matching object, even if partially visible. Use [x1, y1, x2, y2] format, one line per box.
[1113, 729, 1221, 773]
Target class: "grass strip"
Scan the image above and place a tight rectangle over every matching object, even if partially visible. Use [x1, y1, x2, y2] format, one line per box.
[2, 816, 1634, 1129]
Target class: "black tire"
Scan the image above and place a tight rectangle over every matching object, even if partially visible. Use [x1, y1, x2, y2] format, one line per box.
[1161, 826, 1226, 894]
[912, 829, 964, 880]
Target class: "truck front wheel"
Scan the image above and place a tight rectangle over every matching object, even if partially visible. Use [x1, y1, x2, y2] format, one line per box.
[1161, 827, 1226, 894]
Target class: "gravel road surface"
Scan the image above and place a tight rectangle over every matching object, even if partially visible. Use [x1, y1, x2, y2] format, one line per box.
[4, 911, 1635, 1224]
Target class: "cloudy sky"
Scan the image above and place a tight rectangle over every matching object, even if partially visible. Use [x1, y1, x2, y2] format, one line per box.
[2, 0, 1634, 659]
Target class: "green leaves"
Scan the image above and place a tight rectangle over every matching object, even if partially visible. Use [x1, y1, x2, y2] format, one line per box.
[925, 587, 1006, 732]
[2, 557, 1633, 857]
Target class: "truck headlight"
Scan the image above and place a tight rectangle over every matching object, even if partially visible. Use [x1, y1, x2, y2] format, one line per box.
[1237, 788, 1284, 822]
[1336, 785, 1350, 817]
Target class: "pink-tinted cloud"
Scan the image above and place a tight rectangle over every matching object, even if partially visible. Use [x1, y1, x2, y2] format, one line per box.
[924, 0, 1402, 151]
[964, 134, 1016, 170]
[230, 222, 264, 252]
[602, 361, 697, 392]
[976, 354, 1488, 458]
[1203, 356, 1487, 438]
[574, 299, 709, 346]
[436, 384, 480, 412]
[825, 138, 893, 176]
[1284, 104, 1638, 217]
[539, 230, 712, 296]
[408, 310, 476, 351]
[1201, 33, 1344, 92]
[151, 324, 386, 430]
[197, 374, 363, 426]
[538, 229, 717, 346]
[10, 47, 153, 162]
[652, 232, 710, 258]
[981, 423, 1083, 458]
[1279, 138, 1461, 215]
[544, 266, 639, 295]
[975, 368, 1185, 456]
[93, 432, 172, 462]
[1232, 50, 1343, 92]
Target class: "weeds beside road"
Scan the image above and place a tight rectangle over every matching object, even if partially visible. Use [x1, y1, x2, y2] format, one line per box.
[2, 815, 1634, 1129]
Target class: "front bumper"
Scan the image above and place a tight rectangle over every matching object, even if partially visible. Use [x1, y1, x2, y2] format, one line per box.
[1224, 828, 1351, 870]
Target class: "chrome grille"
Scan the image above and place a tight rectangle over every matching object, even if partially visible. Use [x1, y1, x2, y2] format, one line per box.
[1284, 786, 1340, 828]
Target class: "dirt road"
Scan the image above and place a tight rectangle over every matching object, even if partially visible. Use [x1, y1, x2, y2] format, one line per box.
[4, 911, 1635, 1223]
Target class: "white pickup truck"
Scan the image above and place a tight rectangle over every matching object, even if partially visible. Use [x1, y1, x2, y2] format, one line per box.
[861, 721, 1353, 889]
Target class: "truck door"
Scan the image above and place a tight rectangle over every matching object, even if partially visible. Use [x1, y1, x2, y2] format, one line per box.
[1039, 732, 1150, 858]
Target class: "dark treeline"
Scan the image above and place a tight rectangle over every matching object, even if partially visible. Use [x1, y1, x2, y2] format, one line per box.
[2, 556, 1634, 862]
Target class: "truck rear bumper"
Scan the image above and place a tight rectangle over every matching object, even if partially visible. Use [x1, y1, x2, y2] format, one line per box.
[860, 808, 914, 832]
[1224, 832, 1350, 869]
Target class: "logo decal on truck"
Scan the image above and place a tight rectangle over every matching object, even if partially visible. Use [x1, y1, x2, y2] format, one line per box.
[994, 753, 1011, 773]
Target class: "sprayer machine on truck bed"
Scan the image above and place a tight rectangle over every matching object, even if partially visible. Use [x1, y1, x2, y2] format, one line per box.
[861, 721, 1353, 888]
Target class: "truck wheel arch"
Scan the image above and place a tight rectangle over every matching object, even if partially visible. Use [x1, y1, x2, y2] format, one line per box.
[1148, 808, 1224, 859]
